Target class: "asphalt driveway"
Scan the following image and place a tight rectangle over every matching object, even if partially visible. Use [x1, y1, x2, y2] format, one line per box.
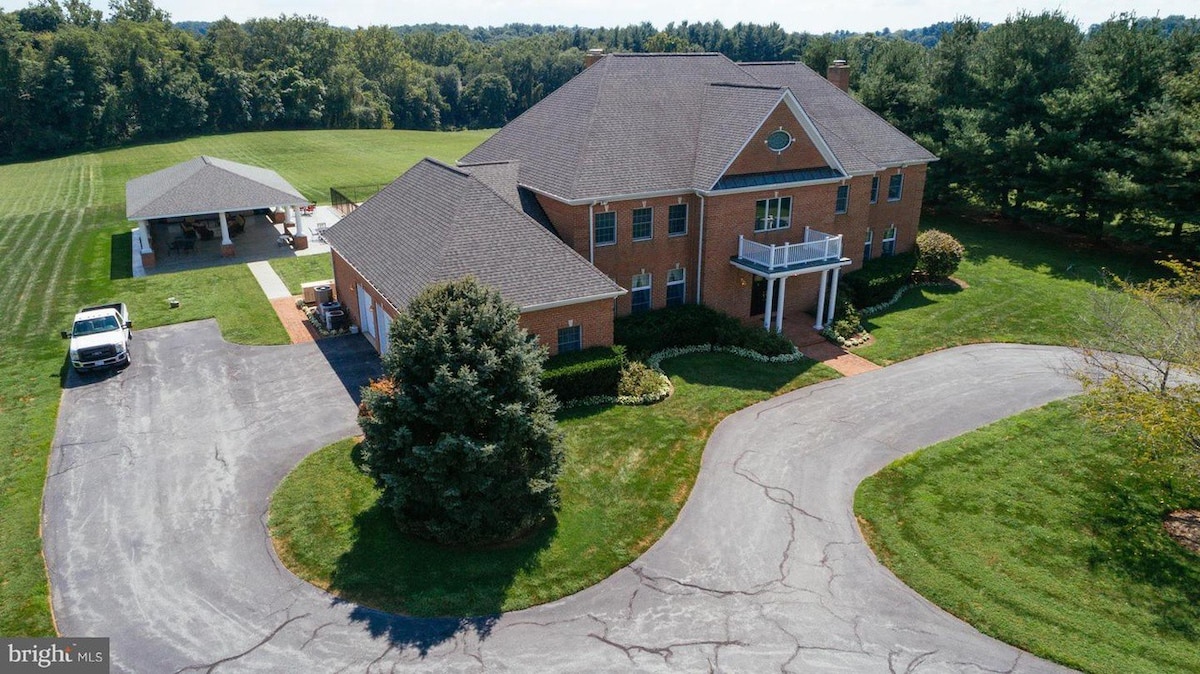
[45, 323, 1080, 672]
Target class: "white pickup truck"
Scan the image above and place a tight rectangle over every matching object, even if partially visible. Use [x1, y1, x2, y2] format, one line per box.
[62, 303, 132, 373]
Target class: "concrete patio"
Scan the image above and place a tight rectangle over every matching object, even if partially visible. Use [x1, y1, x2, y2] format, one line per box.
[132, 205, 342, 276]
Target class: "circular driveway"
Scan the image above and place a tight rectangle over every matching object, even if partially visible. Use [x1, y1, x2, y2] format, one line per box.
[45, 321, 1079, 672]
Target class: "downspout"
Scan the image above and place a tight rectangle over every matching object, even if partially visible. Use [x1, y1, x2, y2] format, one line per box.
[696, 195, 705, 304]
[588, 202, 595, 264]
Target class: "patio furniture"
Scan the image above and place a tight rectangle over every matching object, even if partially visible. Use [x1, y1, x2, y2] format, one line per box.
[168, 238, 196, 255]
[313, 224, 329, 243]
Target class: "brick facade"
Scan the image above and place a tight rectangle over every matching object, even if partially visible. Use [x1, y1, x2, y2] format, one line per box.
[725, 102, 829, 176]
[519, 298, 617, 357]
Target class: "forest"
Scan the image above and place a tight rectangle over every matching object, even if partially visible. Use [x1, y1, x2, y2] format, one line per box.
[1, 0, 1197, 245]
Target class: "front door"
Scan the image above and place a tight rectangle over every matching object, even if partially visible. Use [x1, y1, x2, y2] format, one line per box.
[750, 276, 784, 316]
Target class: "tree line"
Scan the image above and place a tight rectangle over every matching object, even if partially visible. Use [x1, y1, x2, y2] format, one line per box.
[1, 3, 1197, 245]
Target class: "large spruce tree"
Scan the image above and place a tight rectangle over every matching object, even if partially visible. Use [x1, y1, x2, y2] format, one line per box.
[357, 278, 563, 545]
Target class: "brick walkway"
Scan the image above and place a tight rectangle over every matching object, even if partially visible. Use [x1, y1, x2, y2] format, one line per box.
[777, 313, 882, 377]
[270, 297, 318, 344]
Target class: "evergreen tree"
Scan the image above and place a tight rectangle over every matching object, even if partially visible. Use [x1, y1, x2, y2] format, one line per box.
[357, 278, 564, 546]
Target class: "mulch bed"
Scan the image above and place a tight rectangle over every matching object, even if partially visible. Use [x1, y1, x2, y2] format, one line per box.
[1163, 509, 1200, 555]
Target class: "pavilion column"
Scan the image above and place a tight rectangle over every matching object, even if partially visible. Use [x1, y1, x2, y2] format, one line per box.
[219, 211, 235, 257]
[826, 267, 841, 326]
[137, 219, 156, 269]
[814, 270, 829, 330]
[291, 203, 308, 250]
[774, 276, 786, 332]
[763, 276, 775, 330]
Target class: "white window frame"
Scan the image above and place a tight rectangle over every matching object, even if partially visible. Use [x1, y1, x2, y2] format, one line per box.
[666, 268, 686, 307]
[594, 211, 616, 246]
[631, 272, 652, 313]
[835, 185, 850, 214]
[869, 176, 879, 204]
[863, 228, 873, 260]
[668, 203, 688, 236]
[632, 207, 653, 241]
[882, 225, 897, 256]
[556, 325, 582, 354]
[888, 173, 904, 201]
[754, 196, 791, 232]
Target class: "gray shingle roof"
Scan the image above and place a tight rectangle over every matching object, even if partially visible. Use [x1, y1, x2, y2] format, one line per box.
[322, 159, 624, 312]
[126, 156, 307, 220]
[461, 53, 936, 201]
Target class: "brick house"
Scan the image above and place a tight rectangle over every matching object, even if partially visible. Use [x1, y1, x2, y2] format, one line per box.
[325, 53, 936, 356]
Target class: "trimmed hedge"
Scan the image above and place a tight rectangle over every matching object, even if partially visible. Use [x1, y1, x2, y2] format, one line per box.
[843, 252, 918, 307]
[542, 345, 626, 402]
[614, 304, 794, 359]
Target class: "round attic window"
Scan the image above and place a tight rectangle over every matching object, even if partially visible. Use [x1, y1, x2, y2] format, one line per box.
[766, 129, 793, 152]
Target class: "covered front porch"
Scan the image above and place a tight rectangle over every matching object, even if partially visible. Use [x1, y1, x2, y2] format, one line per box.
[730, 228, 852, 332]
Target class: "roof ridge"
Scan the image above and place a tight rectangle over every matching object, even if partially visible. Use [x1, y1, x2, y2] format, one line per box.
[709, 82, 782, 91]
[458, 160, 517, 168]
[610, 52, 724, 57]
[421, 157, 472, 177]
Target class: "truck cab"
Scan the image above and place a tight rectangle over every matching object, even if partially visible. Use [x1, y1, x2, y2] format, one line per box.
[63, 303, 132, 373]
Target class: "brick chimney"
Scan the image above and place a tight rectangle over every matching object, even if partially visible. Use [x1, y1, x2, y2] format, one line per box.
[584, 48, 605, 69]
[826, 59, 850, 92]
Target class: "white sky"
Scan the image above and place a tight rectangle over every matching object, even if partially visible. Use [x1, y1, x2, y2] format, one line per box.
[40, 0, 1200, 33]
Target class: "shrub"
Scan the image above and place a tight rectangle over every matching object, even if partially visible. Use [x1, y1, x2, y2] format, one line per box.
[617, 361, 664, 398]
[615, 304, 794, 359]
[915, 229, 966, 279]
[356, 278, 563, 546]
[824, 290, 864, 343]
[541, 345, 626, 402]
[843, 252, 918, 306]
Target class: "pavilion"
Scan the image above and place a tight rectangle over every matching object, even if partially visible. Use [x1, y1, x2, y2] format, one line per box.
[126, 156, 310, 269]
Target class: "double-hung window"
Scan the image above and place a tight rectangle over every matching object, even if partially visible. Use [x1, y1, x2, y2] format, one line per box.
[882, 225, 897, 256]
[632, 207, 653, 241]
[668, 204, 687, 236]
[594, 211, 616, 246]
[888, 174, 904, 201]
[557, 325, 582, 354]
[631, 273, 652, 313]
[666, 268, 686, 307]
[835, 185, 849, 214]
[869, 176, 880, 204]
[754, 197, 791, 232]
[863, 229, 873, 260]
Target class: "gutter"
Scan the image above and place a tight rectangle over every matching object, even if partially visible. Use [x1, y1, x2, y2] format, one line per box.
[520, 289, 627, 314]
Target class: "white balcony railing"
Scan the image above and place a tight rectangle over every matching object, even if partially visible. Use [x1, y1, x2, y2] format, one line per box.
[737, 228, 842, 272]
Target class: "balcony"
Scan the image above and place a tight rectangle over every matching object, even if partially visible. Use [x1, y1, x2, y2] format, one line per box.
[733, 228, 844, 275]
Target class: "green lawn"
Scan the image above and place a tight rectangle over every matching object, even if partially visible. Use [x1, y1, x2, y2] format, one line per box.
[0, 129, 491, 636]
[268, 353, 839, 616]
[854, 213, 1167, 364]
[856, 399, 1200, 674]
[270, 255, 335, 295]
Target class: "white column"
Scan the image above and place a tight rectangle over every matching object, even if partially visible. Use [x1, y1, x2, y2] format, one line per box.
[826, 267, 841, 326]
[293, 205, 306, 238]
[219, 211, 232, 245]
[137, 220, 151, 252]
[286, 205, 297, 230]
[775, 276, 786, 332]
[814, 269, 829, 330]
[763, 276, 775, 330]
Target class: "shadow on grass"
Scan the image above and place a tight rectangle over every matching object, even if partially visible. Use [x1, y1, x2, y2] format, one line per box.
[331, 501, 556, 654]
[110, 231, 132, 280]
[927, 214, 1166, 285]
[1083, 470, 1200, 638]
